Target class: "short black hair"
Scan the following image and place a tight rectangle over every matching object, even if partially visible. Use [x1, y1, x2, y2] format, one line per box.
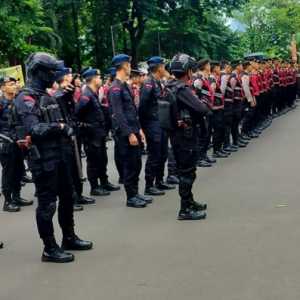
[198, 58, 210, 71]
[173, 71, 185, 79]
[149, 64, 161, 73]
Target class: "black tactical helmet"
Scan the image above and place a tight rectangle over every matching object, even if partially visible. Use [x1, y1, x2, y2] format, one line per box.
[170, 53, 196, 75]
[25, 52, 64, 87]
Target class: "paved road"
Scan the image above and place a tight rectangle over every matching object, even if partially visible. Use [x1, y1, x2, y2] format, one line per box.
[1, 107, 300, 300]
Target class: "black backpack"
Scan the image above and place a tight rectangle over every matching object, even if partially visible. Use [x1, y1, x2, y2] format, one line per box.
[158, 81, 185, 131]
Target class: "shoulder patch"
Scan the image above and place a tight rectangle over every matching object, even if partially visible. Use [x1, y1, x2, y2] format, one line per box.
[23, 95, 35, 103]
[111, 87, 121, 93]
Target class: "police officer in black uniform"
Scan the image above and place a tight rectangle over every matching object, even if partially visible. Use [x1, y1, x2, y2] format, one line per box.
[14, 52, 92, 263]
[166, 54, 209, 220]
[139, 56, 175, 196]
[0, 76, 33, 212]
[76, 68, 120, 196]
[109, 54, 153, 208]
[54, 67, 95, 209]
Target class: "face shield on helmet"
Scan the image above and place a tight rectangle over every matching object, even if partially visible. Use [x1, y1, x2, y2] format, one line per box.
[25, 52, 65, 87]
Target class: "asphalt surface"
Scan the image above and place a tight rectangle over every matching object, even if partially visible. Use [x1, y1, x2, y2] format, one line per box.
[1, 107, 300, 300]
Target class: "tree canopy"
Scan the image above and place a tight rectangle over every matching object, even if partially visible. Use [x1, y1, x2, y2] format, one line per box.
[233, 0, 300, 59]
[0, 0, 298, 70]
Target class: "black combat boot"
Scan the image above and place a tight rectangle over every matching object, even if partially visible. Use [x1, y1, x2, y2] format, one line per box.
[72, 192, 84, 211]
[248, 131, 259, 138]
[136, 194, 153, 204]
[62, 234, 93, 251]
[12, 191, 33, 207]
[166, 175, 179, 185]
[241, 133, 251, 141]
[145, 186, 165, 196]
[127, 196, 147, 208]
[189, 200, 207, 211]
[197, 159, 212, 168]
[178, 208, 207, 220]
[42, 237, 74, 263]
[238, 136, 249, 144]
[155, 181, 175, 190]
[3, 193, 21, 212]
[90, 186, 110, 196]
[77, 195, 96, 205]
[213, 151, 228, 158]
[101, 182, 120, 191]
[204, 155, 217, 164]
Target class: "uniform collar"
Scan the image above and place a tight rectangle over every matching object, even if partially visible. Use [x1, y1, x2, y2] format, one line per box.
[85, 85, 98, 97]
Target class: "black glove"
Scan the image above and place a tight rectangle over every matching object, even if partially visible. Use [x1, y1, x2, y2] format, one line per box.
[63, 83, 75, 95]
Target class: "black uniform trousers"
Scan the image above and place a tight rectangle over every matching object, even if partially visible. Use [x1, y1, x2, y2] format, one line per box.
[170, 128, 198, 210]
[272, 85, 281, 114]
[231, 101, 243, 145]
[242, 103, 255, 135]
[224, 101, 233, 147]
[278, 87, 287, 111]
[144, 123, 168, 187]
[167, 147, 178, 177]
[211, 109, 225, 152]
[115, 134, 142, 200]
[113, 134, 124, 182]
[84, 137, 108, 189]
[30, 148, 75, 241]
[0, 143, 24, 198]
[197, 117, 210, 160]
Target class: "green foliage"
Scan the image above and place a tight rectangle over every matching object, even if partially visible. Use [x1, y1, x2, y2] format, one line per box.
[234, 0, 300, 58]
[0, 0, 57, 65]
[5, 0, 300, 71]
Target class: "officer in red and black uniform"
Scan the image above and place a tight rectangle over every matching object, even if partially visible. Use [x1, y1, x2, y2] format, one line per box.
[247, 57, 261, 137]
[272, 58, 281, 116]
[286, 61, 296, 108]
[291, 62, 298, 107]
[229, 60, 248, 148]
[193, 58, 216, 167]
[221, 61, 237, 152]
[264, 59, 274, 122]
[241, 60, 257, 139]
[209, 61, 228, 158]
[279, 61, 287, 113]
[139, 56, 175, 196]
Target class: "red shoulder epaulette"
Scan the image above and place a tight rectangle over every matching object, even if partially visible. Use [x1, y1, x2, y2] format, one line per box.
[111, 87, 121, 92]
[23, 95, 35, 103]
